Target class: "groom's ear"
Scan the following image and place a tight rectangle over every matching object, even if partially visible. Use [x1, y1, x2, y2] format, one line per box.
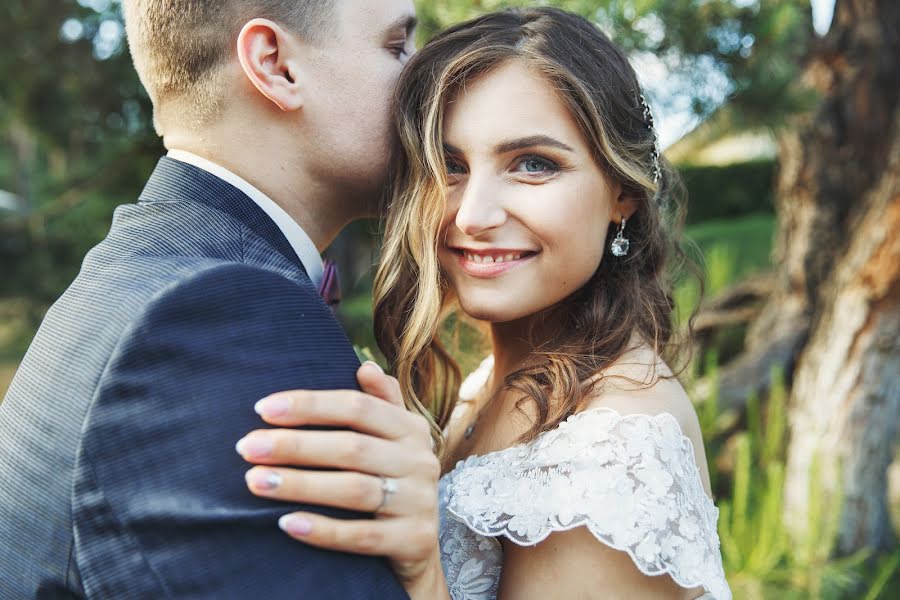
[237, 19, 305, 112]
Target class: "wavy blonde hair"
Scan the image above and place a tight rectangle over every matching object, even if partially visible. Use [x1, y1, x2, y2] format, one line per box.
[374, 8, 700, 455]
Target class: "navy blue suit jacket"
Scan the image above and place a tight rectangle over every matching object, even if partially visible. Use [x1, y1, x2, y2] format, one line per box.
[0, 158, 408, 599]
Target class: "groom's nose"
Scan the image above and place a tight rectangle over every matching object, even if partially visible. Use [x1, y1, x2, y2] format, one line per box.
[454, 177, 507, 236]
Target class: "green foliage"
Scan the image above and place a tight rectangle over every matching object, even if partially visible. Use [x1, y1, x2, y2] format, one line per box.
[672, 215, 774, 363]
[340, 293, 381, 363]
[415, 0, 814, 123]
[685, 214, 776, 282]
[1, 0, 162, 337]
[863, 553, 900, 600]
[679, 160, 776, 224]
[675, 214, 776, 317]
[698, 362, 899, 599]
[716, 368, 790, 588]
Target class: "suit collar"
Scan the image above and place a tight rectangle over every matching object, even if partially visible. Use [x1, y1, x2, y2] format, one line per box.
[138, 156, 307, 276]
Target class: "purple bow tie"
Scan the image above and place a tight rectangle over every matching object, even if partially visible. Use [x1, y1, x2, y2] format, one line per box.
[317, 260, 342, 307]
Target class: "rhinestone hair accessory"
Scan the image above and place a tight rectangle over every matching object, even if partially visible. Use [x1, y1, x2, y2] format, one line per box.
[639, 93, 662, 184]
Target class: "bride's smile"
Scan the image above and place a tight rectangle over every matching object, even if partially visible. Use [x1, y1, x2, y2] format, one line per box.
[449, 246, 539, 277]
[437, 60, 635, 324]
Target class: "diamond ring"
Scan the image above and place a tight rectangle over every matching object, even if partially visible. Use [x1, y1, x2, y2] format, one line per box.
[376, 476, 399, 513]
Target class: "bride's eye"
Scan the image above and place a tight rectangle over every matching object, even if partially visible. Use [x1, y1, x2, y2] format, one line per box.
[445, 157, 467, 180]
[512, 155, 560, 176]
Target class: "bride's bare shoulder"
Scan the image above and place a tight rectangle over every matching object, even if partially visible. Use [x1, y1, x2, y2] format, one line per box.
[586, 344, 711, 495]
[584, 342, 711, 492]
[588, 343, 695, 426]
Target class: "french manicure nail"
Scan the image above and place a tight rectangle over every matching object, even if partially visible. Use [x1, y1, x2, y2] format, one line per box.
[235, 435, 274, 458]
[254, 395, 291, 417]
[363, 361, 384, 374]
[279, 514, 313, 536]
[246, 469, 282, 490]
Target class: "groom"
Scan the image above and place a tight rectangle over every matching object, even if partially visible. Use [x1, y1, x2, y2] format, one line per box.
[0, 0, 417, 597]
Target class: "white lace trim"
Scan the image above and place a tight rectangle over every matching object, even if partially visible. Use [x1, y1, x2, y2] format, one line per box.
[442, 408, 731, 600]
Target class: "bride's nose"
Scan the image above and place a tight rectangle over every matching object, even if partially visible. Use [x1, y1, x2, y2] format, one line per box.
[454, 176, 507, 236]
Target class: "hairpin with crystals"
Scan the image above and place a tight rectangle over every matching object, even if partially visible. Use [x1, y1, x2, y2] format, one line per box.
[638, 93, 662, 185]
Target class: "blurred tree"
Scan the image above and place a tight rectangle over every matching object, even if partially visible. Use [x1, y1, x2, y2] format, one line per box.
[774, 0, 897, 555]
[702, 0, 899, 556]
[416, 0, 814, 128]
[1, 0, 160, 317]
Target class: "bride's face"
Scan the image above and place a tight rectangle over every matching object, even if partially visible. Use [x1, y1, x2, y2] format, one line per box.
[437, 60, 624, 324]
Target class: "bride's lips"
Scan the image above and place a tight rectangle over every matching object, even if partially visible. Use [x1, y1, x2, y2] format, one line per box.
[449, 246, 539, 278]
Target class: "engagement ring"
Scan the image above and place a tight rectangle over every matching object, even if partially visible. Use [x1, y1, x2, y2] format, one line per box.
[376, 476, 399, 513]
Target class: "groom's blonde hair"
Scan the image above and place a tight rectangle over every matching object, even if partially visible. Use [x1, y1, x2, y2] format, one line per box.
[122, 0, 334, 133]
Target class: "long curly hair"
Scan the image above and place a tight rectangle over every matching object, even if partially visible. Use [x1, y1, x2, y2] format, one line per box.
[374, 7, 700, 455]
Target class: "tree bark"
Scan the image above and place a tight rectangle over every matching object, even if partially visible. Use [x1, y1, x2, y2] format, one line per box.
[716, 0, 900, 413]
[783, 127, 899, 553]
[750, 0, 900, 554]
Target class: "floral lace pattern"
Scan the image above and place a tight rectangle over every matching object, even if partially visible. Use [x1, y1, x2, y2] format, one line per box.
[438, 407, 731, 600]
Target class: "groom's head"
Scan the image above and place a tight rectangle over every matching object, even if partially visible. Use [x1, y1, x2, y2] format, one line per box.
[123, 0, 416, 213]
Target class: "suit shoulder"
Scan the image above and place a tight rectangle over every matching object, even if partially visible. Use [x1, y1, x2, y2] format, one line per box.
[135, 261, 320, 324]
[157, 261, 310, 294]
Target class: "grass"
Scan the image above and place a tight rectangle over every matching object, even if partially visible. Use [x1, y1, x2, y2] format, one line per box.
[687, 359, 900, 599]
[684, 213, 776, 283]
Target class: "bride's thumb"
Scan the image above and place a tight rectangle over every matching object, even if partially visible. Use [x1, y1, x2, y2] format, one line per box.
[358, 361, 405, 409]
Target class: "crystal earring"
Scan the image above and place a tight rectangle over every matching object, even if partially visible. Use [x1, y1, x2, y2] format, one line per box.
[611, 218, 630, 257]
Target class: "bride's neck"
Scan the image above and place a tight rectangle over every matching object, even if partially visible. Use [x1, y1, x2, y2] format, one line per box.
[488, 310, 562, 383]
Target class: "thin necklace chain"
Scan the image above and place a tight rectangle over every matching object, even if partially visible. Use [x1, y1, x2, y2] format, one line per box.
[463, 382, 496, 440]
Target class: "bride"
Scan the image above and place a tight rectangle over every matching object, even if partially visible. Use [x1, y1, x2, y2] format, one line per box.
[239, 7, 731, 600]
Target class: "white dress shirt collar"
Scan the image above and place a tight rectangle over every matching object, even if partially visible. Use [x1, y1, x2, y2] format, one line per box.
[167, 149, 324, 286]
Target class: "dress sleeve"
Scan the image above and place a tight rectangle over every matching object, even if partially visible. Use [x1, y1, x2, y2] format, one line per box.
[443, 409, 731, 600]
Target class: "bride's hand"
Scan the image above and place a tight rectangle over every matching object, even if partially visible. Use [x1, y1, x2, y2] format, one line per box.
[236, 363, 445, 593]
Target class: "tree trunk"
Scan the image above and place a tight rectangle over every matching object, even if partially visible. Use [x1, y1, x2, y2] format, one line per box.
[750, 0, 900, 554]
[783, 127, 899, 553]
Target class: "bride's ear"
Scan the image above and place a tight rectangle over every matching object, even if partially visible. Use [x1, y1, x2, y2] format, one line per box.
[611, 183, 639, 225]
[236, 19, 305, 112]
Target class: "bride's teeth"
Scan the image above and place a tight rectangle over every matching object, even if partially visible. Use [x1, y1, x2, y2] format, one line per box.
[462, 251, 530, 264]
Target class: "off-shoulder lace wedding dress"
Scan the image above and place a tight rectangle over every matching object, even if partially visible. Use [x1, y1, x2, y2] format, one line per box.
[438, 357, 732, 600]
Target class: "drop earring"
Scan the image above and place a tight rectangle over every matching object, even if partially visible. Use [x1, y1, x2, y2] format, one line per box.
[611, 217, 630, 257]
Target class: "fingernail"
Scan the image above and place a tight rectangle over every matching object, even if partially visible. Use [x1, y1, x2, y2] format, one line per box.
[279, 514, 313, 536]
[255, 395, 291, 417]
[363, 361, 384, 374]
[246, 469, 282, 490]
[235, 435, 274, 458]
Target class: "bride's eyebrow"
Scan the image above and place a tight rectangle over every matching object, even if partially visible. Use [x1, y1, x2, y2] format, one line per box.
[495, 135, 574, 154]
[442, 135, 574, 156]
